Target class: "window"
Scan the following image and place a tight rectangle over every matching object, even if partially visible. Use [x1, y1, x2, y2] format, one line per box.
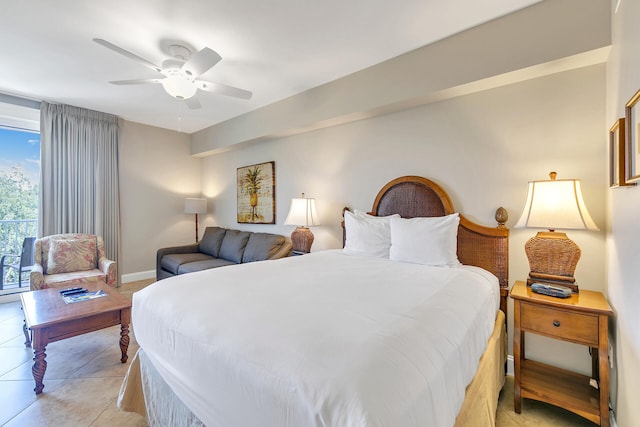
[0, 100, 40, 290]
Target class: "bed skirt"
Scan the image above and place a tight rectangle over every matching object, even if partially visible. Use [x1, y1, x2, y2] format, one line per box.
[454, 309, 506, 427]
[118, 310, 506, 427]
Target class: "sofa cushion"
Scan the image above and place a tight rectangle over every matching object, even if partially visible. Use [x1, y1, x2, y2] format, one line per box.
[161, 253, 214, 275]
[242, 233, 287, 263]
[219, 230, 251, 263]
[199, 227, 227, 258]
[178, 258, 236, 274]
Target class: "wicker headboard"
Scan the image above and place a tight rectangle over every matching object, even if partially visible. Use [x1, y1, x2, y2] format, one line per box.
[343, 176, 510, 314]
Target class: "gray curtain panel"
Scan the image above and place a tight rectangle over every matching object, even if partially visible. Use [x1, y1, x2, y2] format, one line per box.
[39, 102, 121, 283]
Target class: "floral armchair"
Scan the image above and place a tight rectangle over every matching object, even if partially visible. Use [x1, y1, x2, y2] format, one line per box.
[30, 233, 116, 291]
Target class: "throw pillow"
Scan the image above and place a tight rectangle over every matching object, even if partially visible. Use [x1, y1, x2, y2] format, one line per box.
[47, 238, 97, 274]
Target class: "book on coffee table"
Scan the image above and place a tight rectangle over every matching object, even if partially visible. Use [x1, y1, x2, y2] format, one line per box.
[62, 289, 108, 304]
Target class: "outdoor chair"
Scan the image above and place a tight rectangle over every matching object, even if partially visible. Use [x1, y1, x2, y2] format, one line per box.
[0, 237, 35, 290]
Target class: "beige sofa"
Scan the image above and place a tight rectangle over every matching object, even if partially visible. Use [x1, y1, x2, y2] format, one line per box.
[156, 226, 292, 280]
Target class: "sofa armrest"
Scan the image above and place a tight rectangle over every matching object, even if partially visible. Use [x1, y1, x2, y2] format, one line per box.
[30, 263, 44, 291]
[99, 257, 117, 287]
[156, 243, 200, 279]
[268, 239, 293, 260]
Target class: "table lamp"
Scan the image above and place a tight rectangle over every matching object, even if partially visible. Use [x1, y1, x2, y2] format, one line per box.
[185, 198, 207, 243]
[515, 172, 598, 292]
[284, 193, 319, 253]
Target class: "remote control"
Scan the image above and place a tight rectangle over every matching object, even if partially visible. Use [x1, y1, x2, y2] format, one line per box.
[61, 288, 88, 296]
[59, 287, 83, 294]
[531, 283, 572, 298]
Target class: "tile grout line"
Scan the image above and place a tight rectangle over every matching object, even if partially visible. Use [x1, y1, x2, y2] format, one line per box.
[88, 396, 118, 426]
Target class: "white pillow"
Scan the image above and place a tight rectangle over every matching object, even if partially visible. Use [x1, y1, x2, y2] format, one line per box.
[389, 213, 461, 267]
[343, 210, 399, 258]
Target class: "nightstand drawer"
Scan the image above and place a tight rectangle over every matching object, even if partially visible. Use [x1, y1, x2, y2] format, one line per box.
[520, 302, 599, 345]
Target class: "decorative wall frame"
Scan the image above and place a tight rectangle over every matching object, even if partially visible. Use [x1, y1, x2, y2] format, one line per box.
[237, 161, 275, 224]
[609, 118, 634, 187]
[625, 88, 640, 183]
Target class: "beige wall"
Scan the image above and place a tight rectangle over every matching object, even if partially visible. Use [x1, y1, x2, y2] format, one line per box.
[201, 65, 606, 375]
[192, 0, 610, 157]
[119, 120, 201, 278]
[606, 0, 640, 424]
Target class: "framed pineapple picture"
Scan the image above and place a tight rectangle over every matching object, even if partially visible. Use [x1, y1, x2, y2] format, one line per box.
[237, 161, 275, 224]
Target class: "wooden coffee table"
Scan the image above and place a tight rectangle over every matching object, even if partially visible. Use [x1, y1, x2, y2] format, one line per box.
[20, 284, 132, 394]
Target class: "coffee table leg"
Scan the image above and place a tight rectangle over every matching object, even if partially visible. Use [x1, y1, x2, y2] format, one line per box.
[119, 323, 130, 363]
[23, 318, 31, 347]
[31, 331, 47, 394]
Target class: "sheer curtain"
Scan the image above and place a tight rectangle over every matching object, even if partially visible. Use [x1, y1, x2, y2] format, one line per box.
[39, 102, 121, 283]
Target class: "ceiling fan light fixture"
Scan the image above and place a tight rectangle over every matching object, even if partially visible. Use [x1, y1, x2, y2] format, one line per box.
[161, 74, 198, 100]
[94, 38, 251, 105]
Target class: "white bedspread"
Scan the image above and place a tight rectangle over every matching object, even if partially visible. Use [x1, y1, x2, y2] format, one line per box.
[132, 250, 499, 427]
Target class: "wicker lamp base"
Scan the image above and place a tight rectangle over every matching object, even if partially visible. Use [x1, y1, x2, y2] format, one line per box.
[524, 231, 581, 292]
[291, 226, 314, 253]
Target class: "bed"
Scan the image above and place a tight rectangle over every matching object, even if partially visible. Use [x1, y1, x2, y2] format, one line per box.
[118, 175, 509, 427]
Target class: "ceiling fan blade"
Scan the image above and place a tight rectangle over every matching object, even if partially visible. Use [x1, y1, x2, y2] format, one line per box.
[93, 38, 163, 74]
[182, 47, 222, 78]
[184, 96, 201, 109]
[108, 78, 163, 85]
[196, 80, 252, 100]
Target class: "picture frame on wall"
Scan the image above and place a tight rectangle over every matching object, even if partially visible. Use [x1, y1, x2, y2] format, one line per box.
[625, 88, 640, 183]
[237, 161, 276, 224]
[609, 118, 633, 187]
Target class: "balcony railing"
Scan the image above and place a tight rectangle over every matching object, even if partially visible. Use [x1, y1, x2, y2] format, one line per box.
[1, 219, 37, 290]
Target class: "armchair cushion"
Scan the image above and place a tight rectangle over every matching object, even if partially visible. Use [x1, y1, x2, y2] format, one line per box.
[46, 238, 97, 274]
[42, 269, 107, 287]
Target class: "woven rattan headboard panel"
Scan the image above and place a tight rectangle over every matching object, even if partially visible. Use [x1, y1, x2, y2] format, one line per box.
[343, 175, 509, 313]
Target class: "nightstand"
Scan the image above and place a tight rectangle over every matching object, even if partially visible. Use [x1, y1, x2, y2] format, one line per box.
[510, 281, 613, 427]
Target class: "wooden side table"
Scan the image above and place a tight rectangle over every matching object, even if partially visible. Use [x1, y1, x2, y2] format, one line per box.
[510, 281, 613, 426]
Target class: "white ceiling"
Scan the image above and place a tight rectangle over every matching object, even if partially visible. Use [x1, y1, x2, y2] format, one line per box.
[1, 0, 540, 134]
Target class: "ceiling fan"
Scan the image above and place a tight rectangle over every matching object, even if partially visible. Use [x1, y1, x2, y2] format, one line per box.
[93, 38, 252, 109]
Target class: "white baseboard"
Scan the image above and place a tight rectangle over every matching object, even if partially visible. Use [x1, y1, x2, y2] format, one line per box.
[121, 270, 155, 284]
[0, 292, 22, 303]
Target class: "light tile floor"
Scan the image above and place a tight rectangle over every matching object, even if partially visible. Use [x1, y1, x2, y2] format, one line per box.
[0, 280, 596, 426]
[0, 280, 150, 427]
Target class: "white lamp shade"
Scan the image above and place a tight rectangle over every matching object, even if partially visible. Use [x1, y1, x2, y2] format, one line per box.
[515, 177, 598, 231]
[184, 198, 207, 214]
[284, 197, 319, 227]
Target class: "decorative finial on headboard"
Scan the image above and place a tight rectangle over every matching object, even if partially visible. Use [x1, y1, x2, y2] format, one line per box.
[495, 207, 508, 229]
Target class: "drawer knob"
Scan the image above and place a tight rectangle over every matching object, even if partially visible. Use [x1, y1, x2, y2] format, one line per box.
[553, 320, 561, 327]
